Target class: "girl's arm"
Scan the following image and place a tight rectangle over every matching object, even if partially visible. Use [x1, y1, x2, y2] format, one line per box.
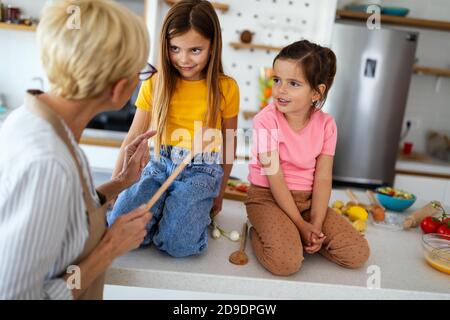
[259, 150, 323, 245]
[112, 108, 151, 179]
[310, 154, 334, 229]
[211, 116, 238, 216]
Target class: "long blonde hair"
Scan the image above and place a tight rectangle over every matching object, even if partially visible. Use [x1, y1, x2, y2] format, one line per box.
[150, 0, 224, 156]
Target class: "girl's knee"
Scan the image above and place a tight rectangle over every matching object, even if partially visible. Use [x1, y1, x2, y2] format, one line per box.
[268, 255, 303, 276]
[250, 228, 303, 276]
[154, 227, 208, 257]
[326, 235, 370, 269]
[346, 238, 370, 268]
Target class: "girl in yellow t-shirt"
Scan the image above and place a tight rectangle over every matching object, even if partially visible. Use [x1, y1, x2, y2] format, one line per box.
[107, 0, 240, 257]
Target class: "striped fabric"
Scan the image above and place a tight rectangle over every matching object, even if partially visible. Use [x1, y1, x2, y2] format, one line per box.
[0, 106, 99, 299]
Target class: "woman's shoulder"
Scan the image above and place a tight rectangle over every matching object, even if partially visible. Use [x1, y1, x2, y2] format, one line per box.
[0, 107, 78, 173]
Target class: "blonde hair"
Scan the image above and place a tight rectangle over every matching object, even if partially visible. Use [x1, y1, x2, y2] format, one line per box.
[37, 0, 149, 100]
[150, 0, 225, 156]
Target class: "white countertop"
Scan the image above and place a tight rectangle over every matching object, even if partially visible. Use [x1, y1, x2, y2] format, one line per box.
[105, 189, 450, 300]
[396, 158, 450, 177]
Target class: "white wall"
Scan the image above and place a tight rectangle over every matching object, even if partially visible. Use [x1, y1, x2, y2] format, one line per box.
[0, 0, 147, 109]
[337, 0, 450, 154]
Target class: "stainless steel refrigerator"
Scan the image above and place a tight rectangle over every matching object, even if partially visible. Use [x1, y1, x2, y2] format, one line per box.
[324, 21, 418, 188]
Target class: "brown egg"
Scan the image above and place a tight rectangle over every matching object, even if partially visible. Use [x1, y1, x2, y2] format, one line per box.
[240, 30, 253, 44]
[371, 205, 386, 222]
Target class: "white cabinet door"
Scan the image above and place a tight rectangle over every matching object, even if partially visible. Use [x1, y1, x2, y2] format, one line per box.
[394, 174, 449, 204]
[444, 181, 450, 206]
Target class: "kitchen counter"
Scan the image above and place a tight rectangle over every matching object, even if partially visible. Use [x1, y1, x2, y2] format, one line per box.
[105, 189, 450, 300]
[396, 158, 450, 179]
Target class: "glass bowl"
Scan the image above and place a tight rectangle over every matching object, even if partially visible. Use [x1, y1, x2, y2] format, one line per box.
[422, 233, 450, 275]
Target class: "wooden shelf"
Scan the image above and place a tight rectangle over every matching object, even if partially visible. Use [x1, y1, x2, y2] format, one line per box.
[80, 136, 123, 148]
[165, 0, 229, 12]
[230, 42, 282, 52]
[413, 65, 450, 78]
[336, 9, 450, 32]
[0, 22, 37, 32]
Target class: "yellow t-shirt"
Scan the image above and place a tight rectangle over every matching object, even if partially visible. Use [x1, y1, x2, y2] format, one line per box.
[135, 75, 240, 150]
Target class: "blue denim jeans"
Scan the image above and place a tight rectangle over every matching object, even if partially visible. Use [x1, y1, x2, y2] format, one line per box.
[107, 146, 223, 257]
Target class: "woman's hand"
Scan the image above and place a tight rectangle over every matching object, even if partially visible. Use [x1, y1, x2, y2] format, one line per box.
[116, 130, 156, 189]
[102, 205, 152, 259]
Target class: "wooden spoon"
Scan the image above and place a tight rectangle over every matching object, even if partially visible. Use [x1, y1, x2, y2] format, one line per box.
[143, 130, 212, 211]
[229, 222, 249, 266]
[366, 190, 386, 222]
[346, 189, 369, 209]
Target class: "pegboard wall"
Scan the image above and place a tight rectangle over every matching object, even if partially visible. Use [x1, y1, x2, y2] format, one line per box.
[149, 0, 337, 128]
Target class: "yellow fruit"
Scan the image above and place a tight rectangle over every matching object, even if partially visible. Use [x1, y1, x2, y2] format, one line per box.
[332, 200, 344, 209]
[333, 208, 343, 215]
[346, 206, 368, 222]
[352, 220, 367, 232]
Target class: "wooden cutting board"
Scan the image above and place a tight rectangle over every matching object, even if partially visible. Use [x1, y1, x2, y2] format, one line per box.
[224, 186, 247, 202]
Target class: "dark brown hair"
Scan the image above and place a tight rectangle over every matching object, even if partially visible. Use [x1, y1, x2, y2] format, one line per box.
[273, 40, 337, 109]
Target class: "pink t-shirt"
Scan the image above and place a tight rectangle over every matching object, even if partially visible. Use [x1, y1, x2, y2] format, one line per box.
[248, 103, 337, 191]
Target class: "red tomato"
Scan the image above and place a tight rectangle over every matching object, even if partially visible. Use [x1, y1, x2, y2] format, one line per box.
[235, 184, 248, 193]
[436, 222, 450, 240]
[420, 216, 442, 234]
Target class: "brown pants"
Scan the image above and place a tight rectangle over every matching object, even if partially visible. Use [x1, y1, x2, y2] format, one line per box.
[245, 185, 370, 276]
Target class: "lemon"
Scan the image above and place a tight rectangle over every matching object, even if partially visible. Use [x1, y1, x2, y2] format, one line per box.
[333, 208, 343, 215]
[352, 220, 367, 232]
[332, 200, 345, 209]
[346, 206, 368, 222]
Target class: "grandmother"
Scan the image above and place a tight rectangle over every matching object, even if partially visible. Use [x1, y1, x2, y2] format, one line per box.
[0, 0, 155, 299]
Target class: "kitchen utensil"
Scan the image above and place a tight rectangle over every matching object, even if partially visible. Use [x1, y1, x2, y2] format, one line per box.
[366, 190, 386, 222]
[229, 222, 249, 266]
[345, 189, 369, 209]
[422, 233, 450, 275]
[144, 130, 211, 211]
[403, 201, 444, 229]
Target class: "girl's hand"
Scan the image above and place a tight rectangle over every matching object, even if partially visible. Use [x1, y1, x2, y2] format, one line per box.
[210, 194, 224, 217]
[117, 130, 156, 189]
[102, 205, 152, 258]
[298, 220, 325, 248]
[304, 232, 326, 254]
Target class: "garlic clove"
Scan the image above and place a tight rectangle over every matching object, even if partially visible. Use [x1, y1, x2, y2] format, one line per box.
[212, 228, 221, 239]
[229, 230, 240, 242]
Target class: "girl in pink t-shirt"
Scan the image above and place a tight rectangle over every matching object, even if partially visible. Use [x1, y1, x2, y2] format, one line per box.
[245, 40, 370, 276]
